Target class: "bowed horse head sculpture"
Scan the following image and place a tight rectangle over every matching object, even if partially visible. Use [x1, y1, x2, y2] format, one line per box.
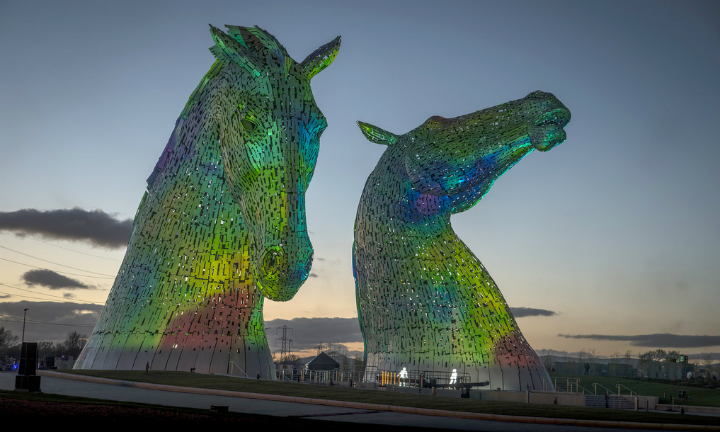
[354, 91, 570, 390]
[75, 26, 339, 375]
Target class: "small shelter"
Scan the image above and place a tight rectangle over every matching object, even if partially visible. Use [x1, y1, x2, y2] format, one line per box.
[307, 352, 340, 371]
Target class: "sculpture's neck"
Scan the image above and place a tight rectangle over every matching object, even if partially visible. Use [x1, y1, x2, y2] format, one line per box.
[354, 151, 455, 257]
[355, 132, 536, 259]
[129, 84, 247, 258]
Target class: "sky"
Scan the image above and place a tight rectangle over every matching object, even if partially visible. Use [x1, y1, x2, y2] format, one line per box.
[0, 0, 718, 359]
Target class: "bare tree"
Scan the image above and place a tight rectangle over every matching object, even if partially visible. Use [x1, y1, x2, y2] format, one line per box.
[542, 350, 553, 371]
[62, 331, 87, 358]
[607, 351, 620, 376]
[589, 348, 597, 364]
[666, 351, 680, 363]
[0, 327, 20, 358]
[703, 354, 714, 381]
[37, 341, 57, 356]
[654, 349, 667, 362]
[278, 354, 303, 369]
[0, 327, 18, 348]
[638, 350, 655, 377]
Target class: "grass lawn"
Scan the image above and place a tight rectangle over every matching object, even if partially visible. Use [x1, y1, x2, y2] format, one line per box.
[549, 373, 720, 408]
[54, 370, 720, 427]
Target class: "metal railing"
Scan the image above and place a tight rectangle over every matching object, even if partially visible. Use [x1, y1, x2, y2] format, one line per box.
[616, 383, 639, 398]
[228, 361, 249, 378]
[575, 384, 592, 395]
[592, 383, 617, 395]
[552, 377, 591, 394]
[553, 377, 580, 392]
[276, 368, 294, 381]
[615, 384, 652, 411]
[269, 365, 484, 389]
[271, 366, 367, 385]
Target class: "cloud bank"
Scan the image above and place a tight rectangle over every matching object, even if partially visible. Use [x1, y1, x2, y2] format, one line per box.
[0, 300, 102, 342]
[264, 317, 363, 351]
[511, 307, 558, 318]
[559, 333, 720, 348]
[0, 208, 132, 248]
[22, 269, 91, 290]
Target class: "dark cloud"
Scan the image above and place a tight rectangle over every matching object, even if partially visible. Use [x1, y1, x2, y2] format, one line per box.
[511, 307, 558, 318]
[559, 333, 720, 348]
[22, 269, 91, 290]
[265, 317, 362, 350]
[0, 304, 360, 348]
[309, 273, 318, 278]
[63, 293, 77, 299]
[0, 294, 11, 299]
[0, 301, 102, 342]
[0, 208, 132, 248]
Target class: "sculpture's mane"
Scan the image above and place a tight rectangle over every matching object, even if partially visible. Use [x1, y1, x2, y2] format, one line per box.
[220, 25, 290, 59]
[209, 25, 293, 75]
[144, 25, 287, 194]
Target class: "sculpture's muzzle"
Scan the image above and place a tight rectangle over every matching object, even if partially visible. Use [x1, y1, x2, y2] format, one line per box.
[255, 233, 313, 301]
[527, 93, 571, 152]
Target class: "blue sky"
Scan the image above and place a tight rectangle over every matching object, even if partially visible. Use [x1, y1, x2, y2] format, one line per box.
[0, 0, 718, 357]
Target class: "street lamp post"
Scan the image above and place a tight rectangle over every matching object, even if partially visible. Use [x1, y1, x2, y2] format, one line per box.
[22, 308, 28, 344]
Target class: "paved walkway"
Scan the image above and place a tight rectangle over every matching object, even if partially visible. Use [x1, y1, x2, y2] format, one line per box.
[0, 371, 713, 431]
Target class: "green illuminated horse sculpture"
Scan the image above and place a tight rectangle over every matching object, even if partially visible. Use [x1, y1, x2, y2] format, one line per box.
[354, 91, 570, 390]
[75, 25, 340, 376]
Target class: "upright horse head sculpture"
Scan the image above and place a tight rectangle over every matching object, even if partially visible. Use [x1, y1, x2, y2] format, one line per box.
[354, 91, 570, 390]
[75, 25, 340, 376]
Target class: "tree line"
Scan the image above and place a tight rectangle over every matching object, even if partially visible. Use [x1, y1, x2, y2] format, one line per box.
[0, 326, 88, 360]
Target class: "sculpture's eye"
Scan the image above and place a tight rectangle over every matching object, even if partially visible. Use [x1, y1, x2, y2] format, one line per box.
[241, 119, 257, 133]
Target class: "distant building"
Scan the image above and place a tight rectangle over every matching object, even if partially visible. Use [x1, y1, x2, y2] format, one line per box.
[307, 352, 340, 371]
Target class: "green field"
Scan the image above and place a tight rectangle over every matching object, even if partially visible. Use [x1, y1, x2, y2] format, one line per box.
[549, 373, 720, 408]
[44, 370, 720, 427]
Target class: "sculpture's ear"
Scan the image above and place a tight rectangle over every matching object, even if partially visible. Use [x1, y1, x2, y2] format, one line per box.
[209, 25, 262, 77]
[357, 121, 399, 146]
[300, 36, 341, 80]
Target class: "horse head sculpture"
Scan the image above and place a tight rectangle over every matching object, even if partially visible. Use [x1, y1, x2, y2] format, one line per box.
[75, 26, 339, 375]
[354, 91, 570, 390]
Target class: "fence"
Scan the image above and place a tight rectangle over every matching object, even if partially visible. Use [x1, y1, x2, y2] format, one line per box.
[273, 364, 488, 390]
[553, 361, 636, 378]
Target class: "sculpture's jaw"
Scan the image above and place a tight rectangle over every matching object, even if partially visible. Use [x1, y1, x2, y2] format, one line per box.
[529, 107, 571, 152]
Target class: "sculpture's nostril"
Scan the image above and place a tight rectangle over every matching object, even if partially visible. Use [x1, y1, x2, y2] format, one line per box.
[262, 248, 287, 280]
